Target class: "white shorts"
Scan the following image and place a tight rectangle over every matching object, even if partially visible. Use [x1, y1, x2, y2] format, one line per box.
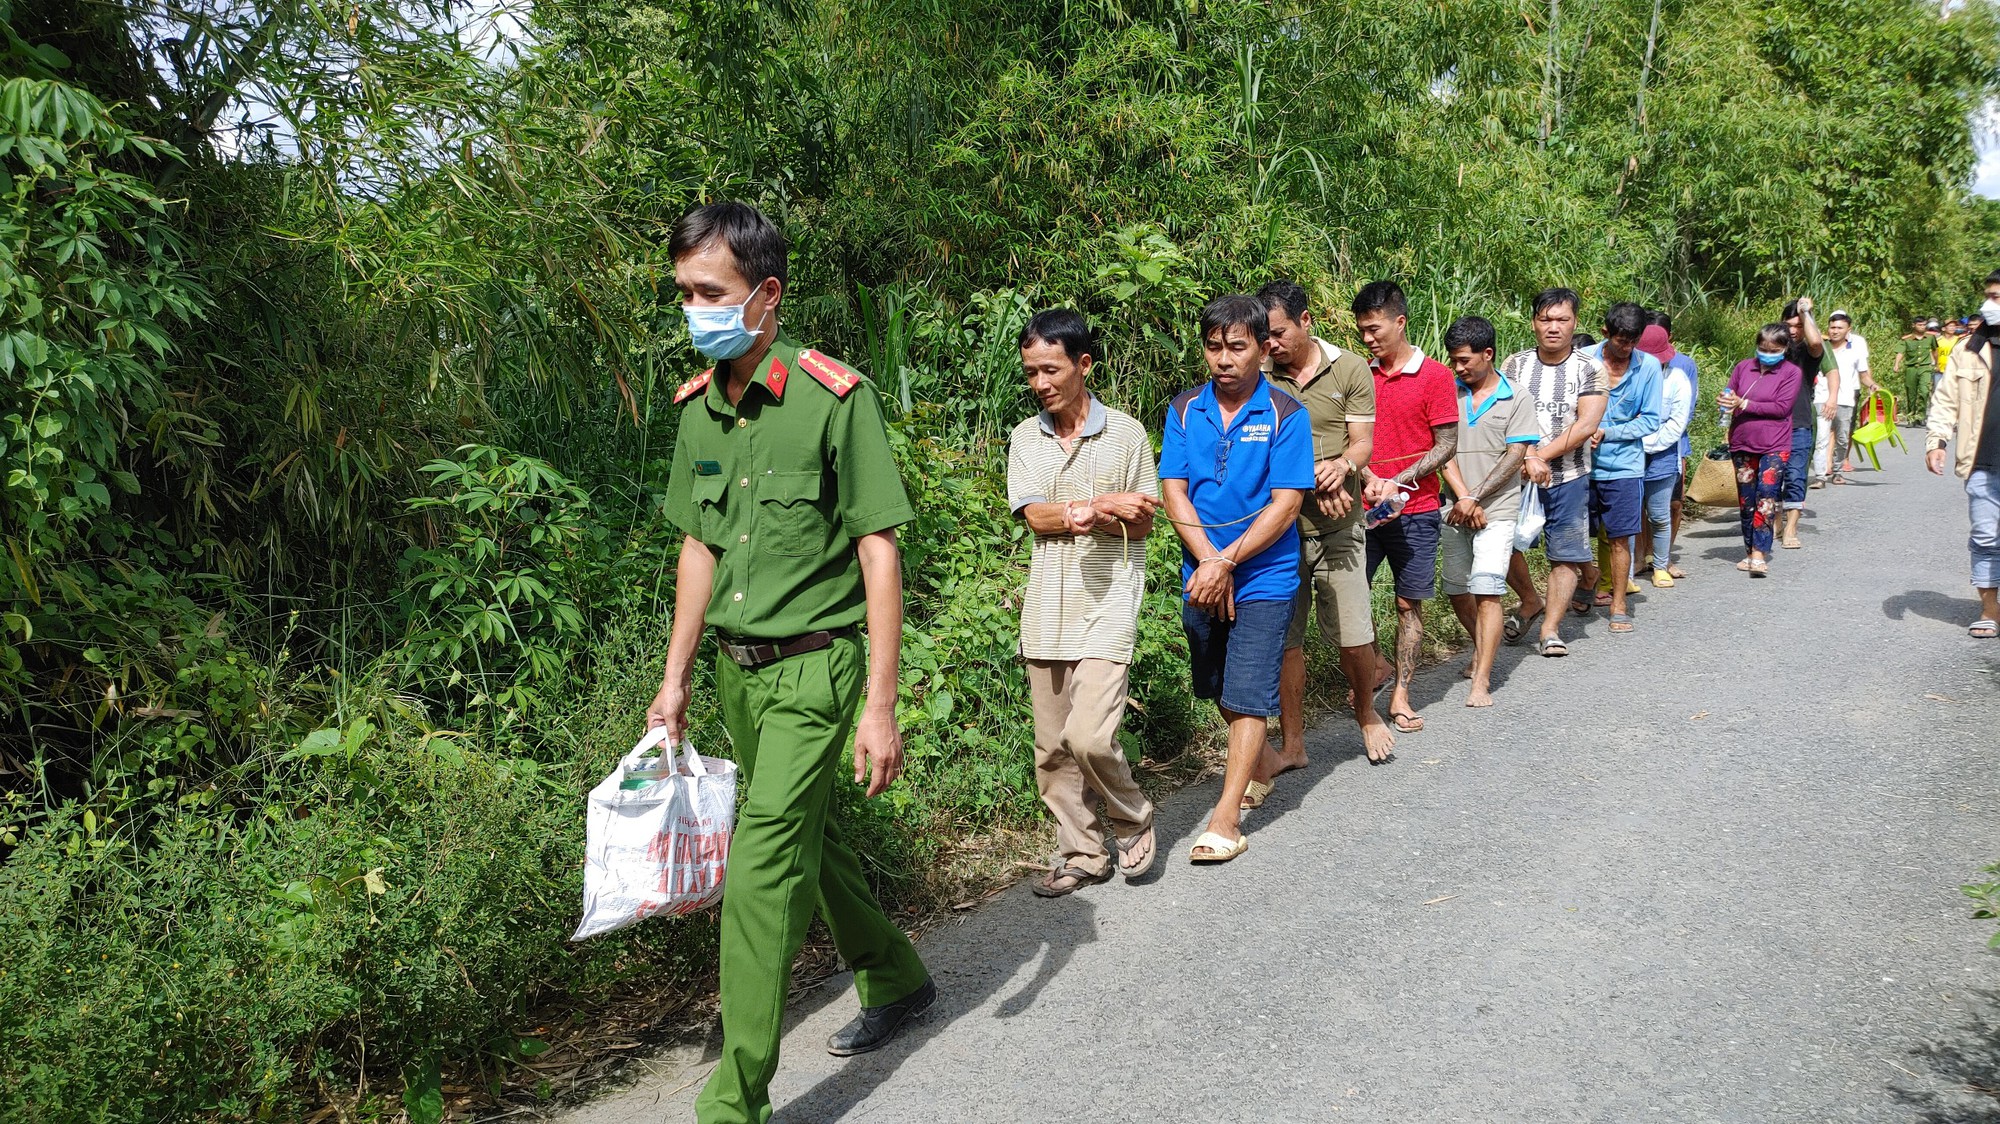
[1441, 518, 1518, 597]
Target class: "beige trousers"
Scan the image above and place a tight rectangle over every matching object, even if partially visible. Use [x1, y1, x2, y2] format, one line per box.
[1024, 658, 1154, 876]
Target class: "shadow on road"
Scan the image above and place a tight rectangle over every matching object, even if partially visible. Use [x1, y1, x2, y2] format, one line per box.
[773, 897, 1101, 1121]
[1883, 589, 1983, 625]
[1892, 988, 2000, 1122]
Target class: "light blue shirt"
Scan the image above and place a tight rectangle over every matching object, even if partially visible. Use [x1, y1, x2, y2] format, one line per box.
[1582, 344, 1664, 481]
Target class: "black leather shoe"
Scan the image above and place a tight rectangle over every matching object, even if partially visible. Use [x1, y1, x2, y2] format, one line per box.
[825, 979, 937, 1057]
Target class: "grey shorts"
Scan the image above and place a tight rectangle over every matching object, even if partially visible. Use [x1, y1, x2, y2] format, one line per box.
[1286, 523, 1376, 650]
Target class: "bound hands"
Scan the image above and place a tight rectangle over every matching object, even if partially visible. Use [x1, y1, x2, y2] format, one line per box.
[1446, 496, 1487, 530]
[1315, 458, 1354, 519]
[1522, 454, 1553, 486]
[1186, 557, 1236, 620]
[1361, 470, 1401, 506]
[1083, 491, 1156, 531]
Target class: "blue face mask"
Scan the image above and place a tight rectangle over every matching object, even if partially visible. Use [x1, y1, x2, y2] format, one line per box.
[1755, 350, 1785, 366]
[683, 282, 770, 361]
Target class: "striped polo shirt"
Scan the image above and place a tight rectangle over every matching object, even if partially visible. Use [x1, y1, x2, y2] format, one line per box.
[1500, 346, 1608, 486]
[1006, 397, 1159, 663]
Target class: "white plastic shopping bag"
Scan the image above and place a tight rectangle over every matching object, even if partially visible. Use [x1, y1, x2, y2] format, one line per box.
[571, 726, 737, 941]
[1513, 486, 1546, 553]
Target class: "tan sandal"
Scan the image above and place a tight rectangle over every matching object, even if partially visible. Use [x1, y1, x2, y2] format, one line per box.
[1240, 779, 1272, 810]
[1189, 831, 1248, 864]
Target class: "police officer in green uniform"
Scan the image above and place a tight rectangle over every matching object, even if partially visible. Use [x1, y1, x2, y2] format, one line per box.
[649, 202, 935, 1124]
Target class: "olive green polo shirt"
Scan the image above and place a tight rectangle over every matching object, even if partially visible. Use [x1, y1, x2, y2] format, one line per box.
[1267, 336, 1376, 536]
[663, 337, 913, 640]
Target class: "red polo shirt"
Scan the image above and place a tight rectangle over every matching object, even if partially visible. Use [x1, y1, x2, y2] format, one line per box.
[1368, 347, 1459, 515]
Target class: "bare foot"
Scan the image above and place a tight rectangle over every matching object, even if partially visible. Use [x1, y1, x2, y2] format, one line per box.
[1466, 686, 1494, 708]
[1360, 720, 1396, 763]
[1460, 660, 1475, 680]
[1263, 741, 1309, 776]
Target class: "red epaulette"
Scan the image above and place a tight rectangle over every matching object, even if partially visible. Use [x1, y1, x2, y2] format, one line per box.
[674, 369, 713, 404]
[797, 349, 861, 398]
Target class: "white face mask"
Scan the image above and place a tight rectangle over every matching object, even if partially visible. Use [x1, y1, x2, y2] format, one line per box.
[1981, 298, 2000, 327]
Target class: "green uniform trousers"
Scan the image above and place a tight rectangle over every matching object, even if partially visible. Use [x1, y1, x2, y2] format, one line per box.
[1906, 366, 1933, 422]
[694, 634, 930, 1124]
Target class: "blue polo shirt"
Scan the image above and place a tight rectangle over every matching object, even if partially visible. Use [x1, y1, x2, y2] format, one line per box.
[1159, 376, 1315, 603]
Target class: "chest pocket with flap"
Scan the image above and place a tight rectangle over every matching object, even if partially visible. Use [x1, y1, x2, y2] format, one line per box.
[754, 470, 828, 556]
[691, 474, 730, 542]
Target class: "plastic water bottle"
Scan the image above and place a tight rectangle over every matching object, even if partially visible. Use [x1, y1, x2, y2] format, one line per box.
[1719, 401, 1733, 429]
[1363, 486, 1410, 530]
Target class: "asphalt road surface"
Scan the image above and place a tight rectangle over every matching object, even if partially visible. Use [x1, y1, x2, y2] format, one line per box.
[551, 441, 2000, 1124]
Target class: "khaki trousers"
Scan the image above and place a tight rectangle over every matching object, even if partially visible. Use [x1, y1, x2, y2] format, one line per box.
[1024, 658, 1154, 876]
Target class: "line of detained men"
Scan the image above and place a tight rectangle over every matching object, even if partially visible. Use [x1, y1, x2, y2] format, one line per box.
[1008, 281, 1709, 881]
[649, 201, 1993, 1124]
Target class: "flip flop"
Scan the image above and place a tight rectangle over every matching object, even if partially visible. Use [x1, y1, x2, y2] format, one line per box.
[1240, 779, 1273, 810]
[1748, 558, 1769, 577]
[1504, 606, 1544, 645]
[1651, 570, 1675, 588]
[1189, 831, 1248, 864]
[1608, 613, 1634, 633]
[1736, 558, 1753, 571]
[1666, 564, 1688, 579]
[1031, 863, 1113, 897]
[1570, 599, 1593, 617]
[1592, 590, 1614, 607]
[1116, 826, 1157, 879]
[1538, 635, 1568, 658]
[1391, 711, 1424, 732]
[1969, 619, 1999, 639]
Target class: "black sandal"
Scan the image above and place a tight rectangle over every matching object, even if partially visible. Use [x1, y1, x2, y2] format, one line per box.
[1031, 864, 1113, 898]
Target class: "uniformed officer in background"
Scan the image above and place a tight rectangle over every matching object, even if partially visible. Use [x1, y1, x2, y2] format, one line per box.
[648, 201, 935, 1124]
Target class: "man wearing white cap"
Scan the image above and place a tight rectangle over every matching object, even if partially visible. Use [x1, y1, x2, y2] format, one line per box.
[1820, 311, 1873, 485]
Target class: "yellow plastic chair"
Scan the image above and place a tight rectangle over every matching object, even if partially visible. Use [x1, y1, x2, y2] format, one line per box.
[1849, 389, 1905, 470]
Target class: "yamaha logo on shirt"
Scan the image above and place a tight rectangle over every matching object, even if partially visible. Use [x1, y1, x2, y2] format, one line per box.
[1239, 423, 1273, 443]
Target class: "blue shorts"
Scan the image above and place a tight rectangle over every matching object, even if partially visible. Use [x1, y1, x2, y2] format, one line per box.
[1590, 476, 1645, 539]
[1365, 509, 1441, 601]
[1536, 477, 1593, 564]
[1183, 599, 1293, 717]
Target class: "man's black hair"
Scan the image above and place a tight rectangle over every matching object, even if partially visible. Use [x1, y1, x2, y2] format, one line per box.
[1443, 315, 1497, 355]
[1255, 279, 1311, 322]
[1018, 308, 1100, 363]
[1986, 268, 2000, 287]
[1827, 311, 1852, 325]
[1200, 294, 1270, 345]
[1603, 302, 1647, 339]
[1532, 287, 1581, 318]
[1574, 331, 1598, 348]
[669, 201, 789, 288]
[1782, 298, 1802, 320]
[1350, 280, 1408, 319]
[1646, 308, 1673, 332]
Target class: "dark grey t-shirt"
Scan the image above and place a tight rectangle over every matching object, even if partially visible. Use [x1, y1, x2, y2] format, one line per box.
[1785, 343, 1823, 429]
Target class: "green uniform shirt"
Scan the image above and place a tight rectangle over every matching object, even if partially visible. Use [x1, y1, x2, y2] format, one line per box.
[1267, 337, 1376, 536]
[663, 337, 914, 640]
[1898, 335, 1933, 373]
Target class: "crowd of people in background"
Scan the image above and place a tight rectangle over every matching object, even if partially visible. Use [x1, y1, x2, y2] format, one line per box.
[1009, 274, 2000, 877]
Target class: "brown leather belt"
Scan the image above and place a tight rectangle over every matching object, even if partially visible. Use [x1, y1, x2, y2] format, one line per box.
[717, 627, 854, 669]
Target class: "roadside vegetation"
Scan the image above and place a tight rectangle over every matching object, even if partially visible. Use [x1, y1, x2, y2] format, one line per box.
[4, 0, 1998, 1118]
